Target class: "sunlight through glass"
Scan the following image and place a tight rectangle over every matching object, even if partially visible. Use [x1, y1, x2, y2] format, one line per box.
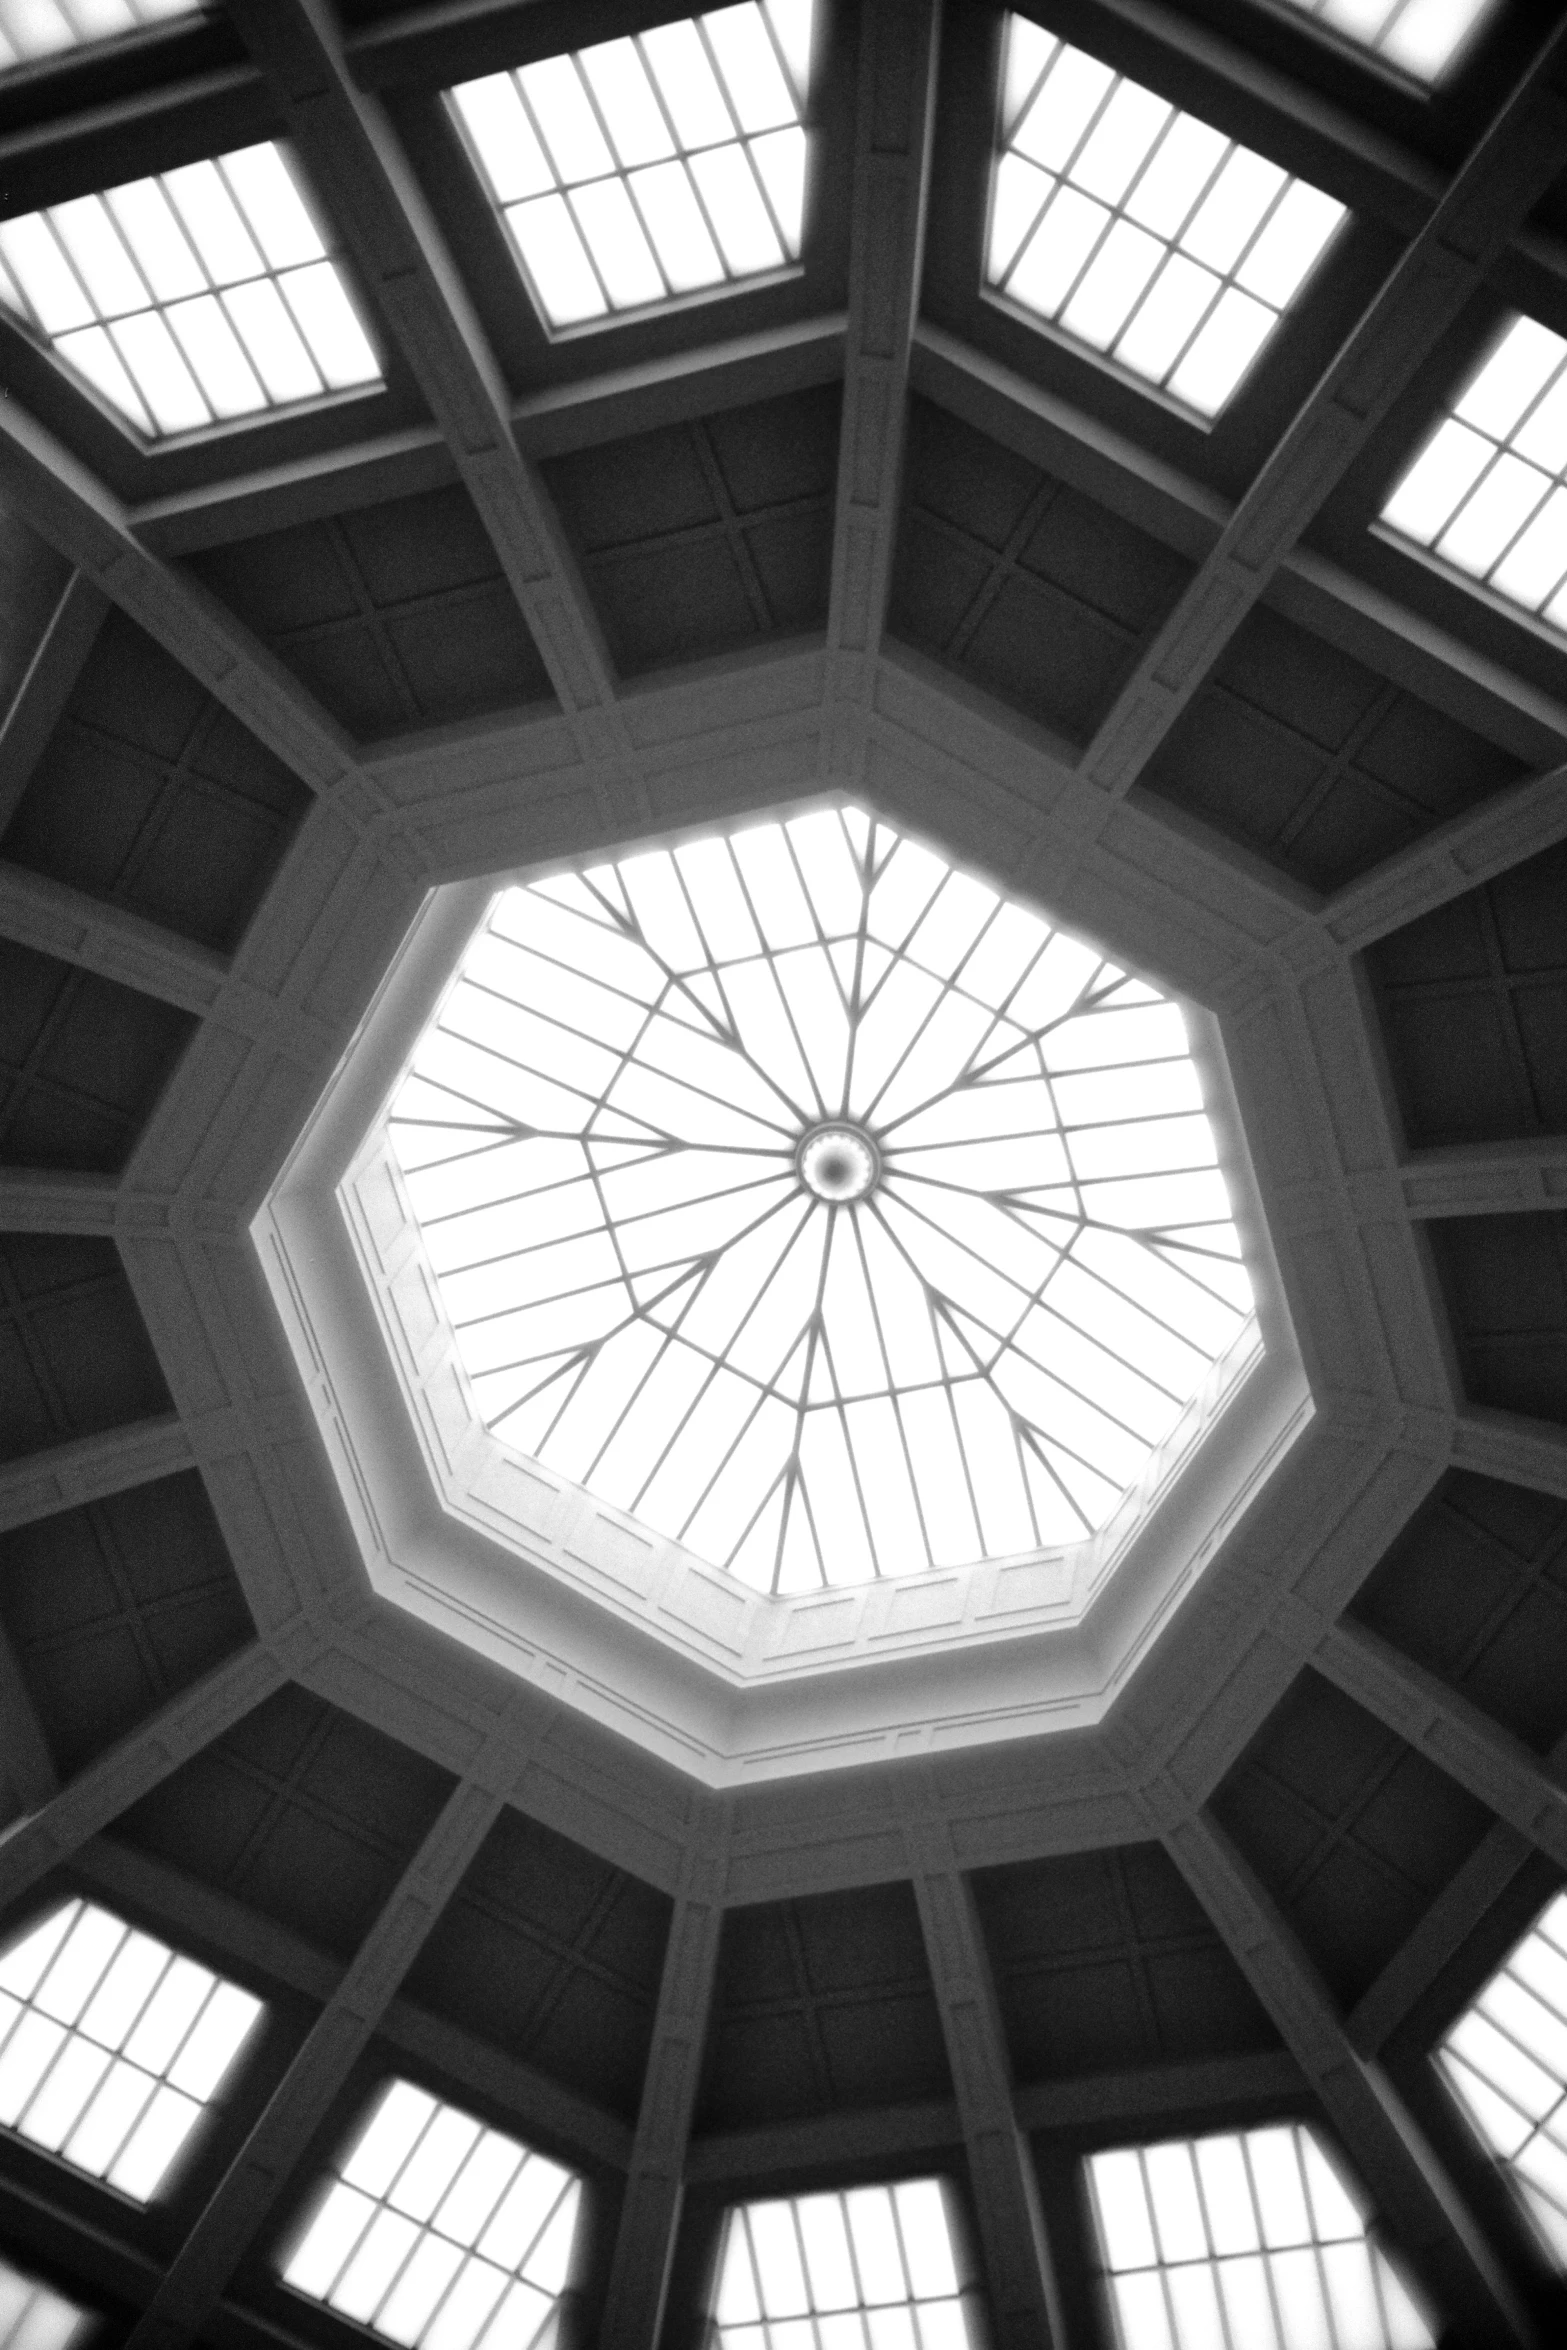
[0, 0, 200, 72]
[1438, 1887, 1567, 2268]
[1275, 0, 1498, 81]
[449, 3, 812, 330]
[988, 16, 1344, 418]
[384, 807, 1255, 1595]
[708, 2180, 981, 2350]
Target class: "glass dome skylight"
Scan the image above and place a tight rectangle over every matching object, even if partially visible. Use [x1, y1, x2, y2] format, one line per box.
[385, 807, 1253, 1596]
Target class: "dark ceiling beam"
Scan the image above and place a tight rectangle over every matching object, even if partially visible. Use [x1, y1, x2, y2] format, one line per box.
[1166, 1809, 1532, 2346]
[1078, 21, 1567, 797]
[823, 0, 938, 776]
[1397, 1137, 1567, 1219]
[1451, 1409, 1567, 1503]
[0, 1641, 288, 1927]
[1318, 1619, 1567, 1876]
[0, 1618, 58, 1818]
[0, 571, 107, 833]
[911, 1849, 1070, 2350]
[599, 1862, 726, 2350]
[1347, 1817, 1539, 2059]
[129, 319, 848, 559]
[0, 398, 367, 807]
[125, 1749, 520, 2350]
[0, 1171, 118, 1235]
[1319, 761, 1567, 952]
[0, 861, 230, 1016]
[225, 0, 640, 803]
[0, 1413, 194, 1536]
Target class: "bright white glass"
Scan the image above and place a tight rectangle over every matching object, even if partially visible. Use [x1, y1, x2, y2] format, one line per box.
[385, 808, 1254, 1594]
[0, 0, 199, 70]
[285, 2081, 579, 2350]
[1439, 1887, 1567, 2268]
[1087, 2125, 1434, 2350]
[0, 139, 378, 434]
[1381, 314, 1567, 631]
[0, 2255, 90, 2350]
[1276, 0, 1497, 80]
[448, 2, 812, 331]
[708, 2183, 979, 2350]
[986, 15, 1345, 417]
[0, 1898, 260, 2201]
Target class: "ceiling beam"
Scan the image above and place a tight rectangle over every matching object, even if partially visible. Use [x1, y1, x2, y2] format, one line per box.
[0, 861, 229, 1016]
[1165, 1809, 1532, 2346]
[599, 1864, 726, 2350]
[0, 1640, 287, 1926]
[1320, 762, 1567, 952]
[1451, 1408, 1567, 1502]
[1318, 1619, 1567, 1875]
[0, 1617, 58, 1817]
[0, 1413, 194, 1535]
[0, 397, 367, 808]
[0, 1171, 118, 1234]
[911, 1848, 1069, 2350]
[226, 0, 639, 803]
[0, 571, 107, 834]
[1347, 1819, 1538, 2060]
[1078, 21, 1567, 796]
[124, 1754, 517, 2350]
[824, 0, 938, 776]
[1397, 1138, 1567, 1219]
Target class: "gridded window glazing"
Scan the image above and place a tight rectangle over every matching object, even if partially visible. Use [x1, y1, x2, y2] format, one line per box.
[0, 2256, 91, 2350]
[708, 2179, 980, 2350]
[283, 2079, 581, 2350]
[0, 0, 200, 71]
[448, 1, 812, 331]
[0, 141, 380, 436]
[1380, 314, 1567, 634]
[987, 16, 1345, 418]
[1275, 0, 1498, 80]
[1086, 2124, 1433, 2350]
[1437, 1887, 1567, 2265]
[0, 1898, 261, 2201]
[385, 807, 1254, 1595]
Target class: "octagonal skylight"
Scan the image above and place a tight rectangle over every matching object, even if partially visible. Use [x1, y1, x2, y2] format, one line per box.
[383, 807, 1253, 1597]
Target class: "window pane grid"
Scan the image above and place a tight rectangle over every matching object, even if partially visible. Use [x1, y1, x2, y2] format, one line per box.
[0, 139, 380, 436]
[283, 2080, 580, 2350]
[1087, 2125, 1434, 2350]
[448, 1, 812, 331]
[1274, 0, 1498, 82]
[708, 2180, 981, 2350]
[986, 15, 1345, 418]
[0, 0, 200, 72]
[383, 806, 1255, 1596]
[1380, 313, 1567, 636]
[1437, 1887, 1567, 2266]
[0, 1899, 261, 2202]
[0, 2253, 92, 2350]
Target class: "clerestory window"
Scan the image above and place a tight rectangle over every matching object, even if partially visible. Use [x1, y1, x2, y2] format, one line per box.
[0, 140, 380, 437]
[1272, 0, 1499, 81]
[1380, 313, 1567, 635]
[0, 0, 202, 72]
[0, 2255, 91, 2350]
[707, 2178, 982, 2350]
[1086, 2124, 1433, 2350]
[283, 2079, 581, 2350]
[447, 2, 811, 333]
[987, 15, 1344, 418]
[0, 1897, 261, 2201]
[1437, 1886, 1567, 2266]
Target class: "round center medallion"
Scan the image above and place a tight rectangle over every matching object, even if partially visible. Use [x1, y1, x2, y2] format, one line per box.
[797, 1122, 880, 1203]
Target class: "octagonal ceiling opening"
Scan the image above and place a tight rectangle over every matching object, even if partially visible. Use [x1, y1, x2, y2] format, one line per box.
[255, 794, 1310, 1784]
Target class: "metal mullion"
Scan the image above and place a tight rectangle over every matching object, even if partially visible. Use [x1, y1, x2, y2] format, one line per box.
[1038, 179, 1123, 328]
[1238, 2135, 1292, 2350]
[692, 17, 748, 152]
[819, 1295, 884, 1573]
[1001, 25, 1058, 148]
[623, 1305, 740, 1519]
[425, 1156, 606, 1243]
[1019, 1247, 1189, 1409]
[665, 1301, 801, 1538]
[993, 164, 1061, 292]
[847, 1211, 937, 1566]
[738, 133, 797, 267]
[862, 1206, 997, 1540]
[996, 1289, 1154, 1455]
[1017, 1422, 1094, 1536]
[667, 846, 748, 1037]
[1477, 460, 1557, 591]
[1438, 436, 1514, 550]
[1057, 1230, 1222, 1375]
[753, 2, 809, 115]
[1213, 168, 1294, 312]
[511, 77, 616, 317]
[854, 961, 979, 1130]
[838, 827, 878, 1117]
[68, 191, 161, 328]
[448, 1168, 789, 1284]
[720, 1457, 793, 1580]
[36, 208, 116, 334]
[488, 1353, 591, 1446]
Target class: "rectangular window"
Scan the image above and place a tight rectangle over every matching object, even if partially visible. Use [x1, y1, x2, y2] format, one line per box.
[1380, 312, 1567, 635]
[987, 16, 1344, 419]
[0, 140, 381, 437]
[0, 0, 202, 73]
[1274, 0, 1497, 82]
[708, 2177, 981, 2349]
[1437, 1885, 1567, 2266]
[0, 1898, 261, 2202]
[1086, 2123, 1433, 2350]
[282, 2079, 581, 2350]
[448, 1, 812, 333]
[0, 2254, 91, 2350]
